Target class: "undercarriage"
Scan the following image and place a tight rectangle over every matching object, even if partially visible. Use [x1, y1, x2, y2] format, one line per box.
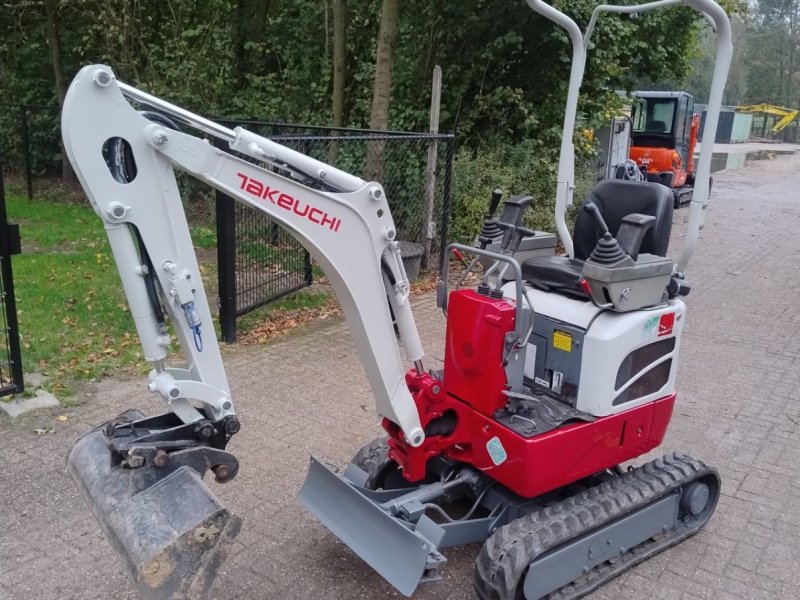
[302, 438, 719, 599]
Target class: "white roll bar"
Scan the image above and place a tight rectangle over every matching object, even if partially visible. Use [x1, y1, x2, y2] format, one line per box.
[525, 0, 732, 274]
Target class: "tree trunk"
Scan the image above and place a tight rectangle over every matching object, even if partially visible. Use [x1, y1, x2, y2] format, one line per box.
[329, 0, 347, 162]
[332, 0, 347, 128]
[44, 0, 75, 183]
[234, 0, 272, 90]
[365, 0, 399, 183]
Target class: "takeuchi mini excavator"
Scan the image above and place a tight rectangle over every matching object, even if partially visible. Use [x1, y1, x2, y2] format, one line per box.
[62, 0, 732, 598]
[629, 91, 700, 208]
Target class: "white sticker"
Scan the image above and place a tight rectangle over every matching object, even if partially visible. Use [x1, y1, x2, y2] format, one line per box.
[486, 436, 507, 466]
[552, 371, 563, 394]
[534, 376, 550, 388]
[524, 344, 537, 379]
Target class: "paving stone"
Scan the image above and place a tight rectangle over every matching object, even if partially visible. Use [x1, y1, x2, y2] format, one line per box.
[2, 152, 800, 599]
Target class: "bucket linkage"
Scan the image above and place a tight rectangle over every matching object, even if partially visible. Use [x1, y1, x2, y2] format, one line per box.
[67, 409, 242, 599]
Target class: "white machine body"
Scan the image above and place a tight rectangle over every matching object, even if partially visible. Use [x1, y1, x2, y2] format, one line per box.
[503, 284, 685, 417]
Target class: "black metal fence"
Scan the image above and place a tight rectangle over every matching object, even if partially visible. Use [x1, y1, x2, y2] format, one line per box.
[0, 103, 62, 199]
[214, 122, 455, 341]
[0, 159, 24, 396]
[1, 104, 456, 343]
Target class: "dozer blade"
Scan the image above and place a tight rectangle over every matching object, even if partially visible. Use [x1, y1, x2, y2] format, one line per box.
[299, 457, 445, 597]
[67, 412, 241, 599]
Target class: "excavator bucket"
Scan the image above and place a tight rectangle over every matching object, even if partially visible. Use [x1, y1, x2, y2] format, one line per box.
[299, 457, 446, 597]
[67, 411, 241, 599]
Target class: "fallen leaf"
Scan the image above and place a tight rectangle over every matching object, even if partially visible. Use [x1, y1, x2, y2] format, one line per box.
[56, 415, 69, 422]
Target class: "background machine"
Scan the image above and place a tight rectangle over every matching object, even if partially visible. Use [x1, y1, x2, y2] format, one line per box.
[62, 0, 732, 598]
[629, 91, 700, 208]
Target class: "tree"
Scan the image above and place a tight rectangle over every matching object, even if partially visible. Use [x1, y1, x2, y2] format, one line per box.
[45, 0, 74, 182]
[332, 0, 347, 128]
[365, 0, 398, 182]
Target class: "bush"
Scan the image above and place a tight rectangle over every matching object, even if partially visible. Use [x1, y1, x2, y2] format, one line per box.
[449, 140, 598, 244]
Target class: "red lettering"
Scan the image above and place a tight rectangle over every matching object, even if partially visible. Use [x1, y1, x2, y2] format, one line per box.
[277, 193, 293, 209]
[293, 200, 310, 217]
[234, 171, 341, 232]
[308, 207, 323, 224]
[321, 212, 336, 230]
[245, 179, 263, 197]
[263, 187, 280, 203]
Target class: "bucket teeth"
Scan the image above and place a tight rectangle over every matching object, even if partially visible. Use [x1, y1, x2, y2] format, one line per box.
[67, 412, 241, 599]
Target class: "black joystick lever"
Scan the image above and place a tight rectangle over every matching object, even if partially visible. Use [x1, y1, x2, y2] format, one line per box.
[584, 202, 656, 261]
[478, 188, 505, 247]
[488, 188, 503, 217]
[583, 202, 611, 236]
[583, 203, 627, 265]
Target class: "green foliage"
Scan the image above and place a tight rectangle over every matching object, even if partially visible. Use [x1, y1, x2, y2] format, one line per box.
[1, 0, 711, 177]
[449, 141, 597, 244]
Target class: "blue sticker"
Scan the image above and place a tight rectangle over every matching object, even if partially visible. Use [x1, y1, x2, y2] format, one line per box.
[486, 436, 507, 466]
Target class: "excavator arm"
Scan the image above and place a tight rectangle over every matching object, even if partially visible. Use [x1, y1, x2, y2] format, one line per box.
[736, 103, 799, 133]
[62, 64, 425, 598]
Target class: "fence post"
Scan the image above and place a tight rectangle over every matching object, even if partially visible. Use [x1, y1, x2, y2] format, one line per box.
[422, 66, 442, 270]
[0, 154, 24, 395]
[19, 106, 33, 200]
[215, 142, 238, 343]
[439, 135, 455, 263]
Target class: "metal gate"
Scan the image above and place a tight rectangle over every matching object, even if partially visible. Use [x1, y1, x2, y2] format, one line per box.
[0, 159, 24, 396]
[213, 123, 455, 343]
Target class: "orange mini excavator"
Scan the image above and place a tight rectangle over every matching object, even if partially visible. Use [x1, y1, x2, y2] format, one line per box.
[629, 91, 700, 208]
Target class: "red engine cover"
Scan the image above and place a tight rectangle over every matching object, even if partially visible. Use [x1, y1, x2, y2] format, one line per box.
[443, 289, 515, 416]
[383, 289, 678, 499]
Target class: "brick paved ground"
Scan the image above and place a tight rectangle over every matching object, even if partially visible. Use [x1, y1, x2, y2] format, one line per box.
[1, 151, 799, 600]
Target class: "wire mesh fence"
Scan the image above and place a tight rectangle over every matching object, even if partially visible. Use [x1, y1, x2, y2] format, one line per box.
[0, 104, 456, 343]
[214, 122, 455, 341]
[0, 164, 24, 396]
[0, 103, 63, 199]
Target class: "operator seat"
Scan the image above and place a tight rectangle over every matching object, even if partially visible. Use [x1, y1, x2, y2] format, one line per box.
[645, 120, 668, 133]
[521, 179, 673, 299]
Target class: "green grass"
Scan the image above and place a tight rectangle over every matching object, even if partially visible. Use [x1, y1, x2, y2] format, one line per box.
[7, 193, 223, 394]
[6, 190, 332, 394]
[8, 193, 144, 392]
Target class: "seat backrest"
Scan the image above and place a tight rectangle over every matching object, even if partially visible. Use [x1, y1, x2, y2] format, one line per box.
[645, 120, 667, 133]
[572, 180, 673, 261]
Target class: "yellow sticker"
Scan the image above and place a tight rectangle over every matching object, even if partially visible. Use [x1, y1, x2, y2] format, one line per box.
[553, 330, 572, 352]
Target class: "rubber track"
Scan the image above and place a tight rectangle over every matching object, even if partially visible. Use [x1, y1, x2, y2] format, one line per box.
[349, 437, 392, 490]
[473, 453, 720, 600]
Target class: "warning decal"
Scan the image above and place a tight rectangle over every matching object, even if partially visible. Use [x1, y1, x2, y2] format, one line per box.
[553, 330, 573, 352]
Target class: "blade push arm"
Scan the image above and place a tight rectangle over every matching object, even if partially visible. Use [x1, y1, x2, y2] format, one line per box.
[62, 65, 426, 447]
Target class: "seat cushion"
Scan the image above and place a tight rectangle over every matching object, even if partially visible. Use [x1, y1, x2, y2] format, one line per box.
[521, 255, 588, 300]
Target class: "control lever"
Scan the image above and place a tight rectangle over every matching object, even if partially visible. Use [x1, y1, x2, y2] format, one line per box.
[494, 221, 517, 252]
[583, 203, 627, 266]
[478, 188, 505, 248]
[488, 188, 503, 217]
[583, 203, 611, 236]
[510, 226, 536, 254]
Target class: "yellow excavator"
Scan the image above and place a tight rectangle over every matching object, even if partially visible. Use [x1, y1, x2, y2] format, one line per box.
[737, 103, 799, 134]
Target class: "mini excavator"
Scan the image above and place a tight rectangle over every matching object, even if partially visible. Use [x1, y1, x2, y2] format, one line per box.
[62, 0, 732, 598]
